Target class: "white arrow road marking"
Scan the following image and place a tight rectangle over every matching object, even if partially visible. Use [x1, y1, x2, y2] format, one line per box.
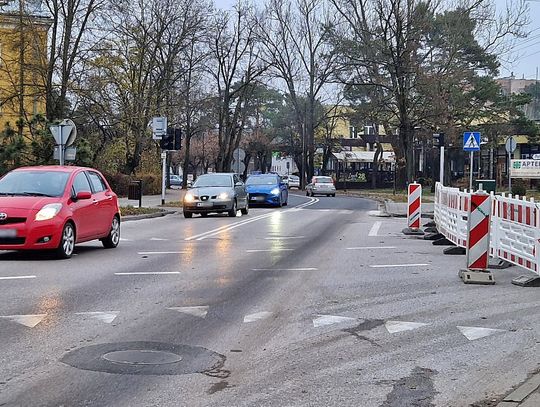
[312, 315, 356, 328]
[137, 251, 187, 255]
[385, 321, 430, 333]
[244, 311, 273, 323]
[75, 312, 119, 324]
[167, 306, 209, 318]
[457, 326, 506, 341]
[369, 221, 382, 236]
[369, 264, 429, 268]
[0, 275, 36, 280]
[0, 314, 46, 328]
[252, 268, 317, 271]
[346, 246, 396, 250]
[150, 238, 169, 241]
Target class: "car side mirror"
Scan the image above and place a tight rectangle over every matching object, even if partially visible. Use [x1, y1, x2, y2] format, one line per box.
[75, 191, 92, 200]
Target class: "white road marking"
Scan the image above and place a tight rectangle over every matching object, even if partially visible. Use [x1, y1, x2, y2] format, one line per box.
[0, 314, 46, 328]
[0, 275, 36, 280]
[368, 221, 382, 236]
[120, 238, 132, 242]
[167, 306, 209, 318]
[313, 315, 356, 328]
[457, 326, 506, 341]
[252, 267, 318, 271]
[114, 272, 180, 276]
[369, 264, 429, 268]
[75, 311, 119, 324]
[150, 238, 169, 241]
[385, 321, 430, 333]
[264, 236, 305, 240]
[346, 246, 396, 250]
[137, 251, 187, 255]
[244, 311, 273, 323]
[185, 197, 319, 241]
[246, 249, 294, 253]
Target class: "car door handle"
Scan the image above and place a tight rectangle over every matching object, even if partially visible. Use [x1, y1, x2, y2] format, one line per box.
[92, 199, 99, 205]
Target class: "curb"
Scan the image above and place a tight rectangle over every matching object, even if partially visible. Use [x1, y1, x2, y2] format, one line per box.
[121, 209, 177, 222]
[496, 369, 540, 407]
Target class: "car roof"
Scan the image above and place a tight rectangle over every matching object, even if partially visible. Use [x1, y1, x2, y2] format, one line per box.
[13, 165, 94, 173]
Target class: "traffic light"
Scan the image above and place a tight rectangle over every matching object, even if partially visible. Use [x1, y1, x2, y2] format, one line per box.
[174, 128, 181, 150]
[160, 127, 174, 150]
[433, 132, 445, 148]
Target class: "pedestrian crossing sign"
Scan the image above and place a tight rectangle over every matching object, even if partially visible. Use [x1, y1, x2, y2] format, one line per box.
[463, 132, 481, 152]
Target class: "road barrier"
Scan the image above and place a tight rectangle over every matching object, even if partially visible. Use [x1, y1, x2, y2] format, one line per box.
[407, 182, 422, 230]
[434, 182, 540, 279]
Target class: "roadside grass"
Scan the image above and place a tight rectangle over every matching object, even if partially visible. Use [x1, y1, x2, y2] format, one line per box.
[338, 188, 435, 203]
[120, 206, 164, 216]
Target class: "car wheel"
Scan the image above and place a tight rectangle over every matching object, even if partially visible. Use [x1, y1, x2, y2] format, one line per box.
[56, 222, 75, 259]
[332, 193, 336, 197]
[201, 213, 208, 218]
[183, 211, 193, 218]
[102, 216, 120, 249]
[306, 191, 309, 196]
[228, 200, 237, 217]
[241, 201, 249, 215]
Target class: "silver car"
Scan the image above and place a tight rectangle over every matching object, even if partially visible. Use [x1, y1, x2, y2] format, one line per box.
[183, 173, 249, 218]
[306, 176, 336, 197]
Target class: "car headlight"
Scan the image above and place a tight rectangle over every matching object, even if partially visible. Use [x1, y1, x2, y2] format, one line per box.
[271, 188, 280, 195]
[218, 192, 229, 200]
[35, 203, 62, 221]
[184, 193, 195, 203]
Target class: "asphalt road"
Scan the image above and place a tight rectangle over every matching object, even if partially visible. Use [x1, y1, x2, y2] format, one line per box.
[1, 193, 540, 407]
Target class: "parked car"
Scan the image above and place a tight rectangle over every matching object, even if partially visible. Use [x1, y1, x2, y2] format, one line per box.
[306, 176, 336, 197]
[0, 166, 120, 259]
[287, 175, 300, 189]
[183, 173, 248, 218]
[246, 173, 288, 207]
[170, 174, 182, 186]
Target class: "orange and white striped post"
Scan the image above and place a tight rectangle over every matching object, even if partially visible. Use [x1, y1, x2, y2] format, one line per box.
[403, 182, 424, 235]
[459, 191, 495, 284]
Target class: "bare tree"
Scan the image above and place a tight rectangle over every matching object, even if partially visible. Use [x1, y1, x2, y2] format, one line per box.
[259, 0, 340, 186]
[208, 3, 266, 173]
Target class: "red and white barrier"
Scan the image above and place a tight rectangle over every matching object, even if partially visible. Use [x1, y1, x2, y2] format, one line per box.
[407, 182, 422, 230]
[466, 192, 491, 270]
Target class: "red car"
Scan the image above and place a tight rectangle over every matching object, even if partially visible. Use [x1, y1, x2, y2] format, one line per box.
[0, 166, 120, 258]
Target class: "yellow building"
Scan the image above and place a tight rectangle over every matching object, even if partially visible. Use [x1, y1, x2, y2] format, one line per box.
[0, 1, 50, 133]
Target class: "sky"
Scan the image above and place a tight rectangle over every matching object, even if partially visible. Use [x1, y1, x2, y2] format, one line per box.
[214, 0, 540, 80]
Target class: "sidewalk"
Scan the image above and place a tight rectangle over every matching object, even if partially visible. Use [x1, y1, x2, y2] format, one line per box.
[118, 188, 185, 209]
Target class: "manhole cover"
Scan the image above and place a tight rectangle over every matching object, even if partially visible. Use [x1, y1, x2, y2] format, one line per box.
[61, 341, 226, 376]
[102, 350, 183, 365]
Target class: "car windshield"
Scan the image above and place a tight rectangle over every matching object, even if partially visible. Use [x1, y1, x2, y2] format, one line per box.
[246, 176, 278, 185]
[193, 174, 232, 187]
[0, 170, 70, 197]
[314, 177, 333, 183]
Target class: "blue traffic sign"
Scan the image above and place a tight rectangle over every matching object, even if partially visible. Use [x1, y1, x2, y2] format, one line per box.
[463, 132, 481, 152]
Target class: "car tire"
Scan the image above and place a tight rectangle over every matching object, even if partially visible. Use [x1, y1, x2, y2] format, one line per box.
[102, 216, 120, 249]
[241, 202, 249, 215]
[201, 213, 208, 218]
[306, 191, 309, 196]
[332, 193, 336, 197]
[56, 222, 75, 259]
[228, 200, 237, 217]
[183, 211, 193, 218]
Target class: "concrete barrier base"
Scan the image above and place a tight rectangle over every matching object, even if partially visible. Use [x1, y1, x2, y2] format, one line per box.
[459, 269, 495, 285]
[489, 259, 513, 269]
[511, 275, 540, 287]
[444, 246, 466, 255]
[432, 237, 454, 246]
[424, 233, 443, 241]
[402, 227, 424, 236]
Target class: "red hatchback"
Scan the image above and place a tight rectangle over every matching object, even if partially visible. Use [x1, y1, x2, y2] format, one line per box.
[0, 166, 120, 258]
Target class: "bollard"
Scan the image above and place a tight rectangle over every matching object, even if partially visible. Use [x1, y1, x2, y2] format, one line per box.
[459, 191, 495, 284]
[402, 182, 424, 235]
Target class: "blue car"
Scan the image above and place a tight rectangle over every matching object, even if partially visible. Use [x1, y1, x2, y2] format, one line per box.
[246, 174, 289, 207]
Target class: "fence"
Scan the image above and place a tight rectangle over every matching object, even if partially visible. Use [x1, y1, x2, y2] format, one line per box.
[434, 182, 540, 275]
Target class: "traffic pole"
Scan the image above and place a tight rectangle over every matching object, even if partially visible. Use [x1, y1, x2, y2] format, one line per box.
[439, 146, 444, 186]
[161, 151, 167, 206]
[402, 182, 424, 235]
[459, 191, 495, 284]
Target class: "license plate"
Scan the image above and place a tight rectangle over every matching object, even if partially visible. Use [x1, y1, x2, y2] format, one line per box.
[0, 229, 16, 238]
[254, 196, 265, 201]
[197, 202, 211, 207]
